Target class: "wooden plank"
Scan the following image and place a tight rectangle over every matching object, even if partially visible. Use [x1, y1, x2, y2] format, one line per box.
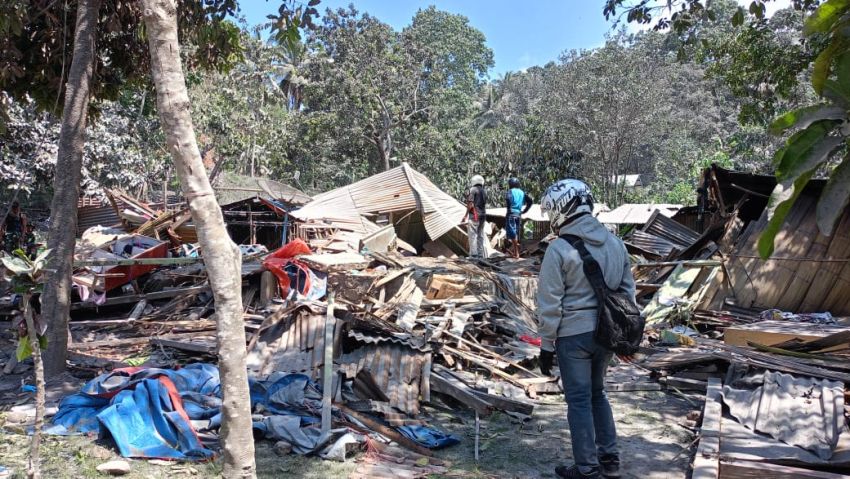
[724, 321, 850, 352]
[299, 253, 371, 273]
[71, 285, 210, 310]
[719, 459, 850, 479]
[73, 257, 203, 267]
[69, 336, 153, 351]
[660, 376, 707, 392]
[470, 389, 534, 416]
[430, 365, 493, 416]
[338, 405, 433, 457]
[320, 293, 335, 441]
[692, 377, 722, 479]
[150, 336, 216, 354]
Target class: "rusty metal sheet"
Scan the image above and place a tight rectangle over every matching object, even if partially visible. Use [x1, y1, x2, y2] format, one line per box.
[642, 210, 701, 249]
[246, 305, 328, 379]
[338, 343, 430, 416]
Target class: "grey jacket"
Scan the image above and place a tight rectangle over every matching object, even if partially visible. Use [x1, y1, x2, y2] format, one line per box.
[536, 214, 636, 352]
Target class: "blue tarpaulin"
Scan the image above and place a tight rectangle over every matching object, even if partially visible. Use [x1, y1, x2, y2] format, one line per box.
[51, 363, 458, 460]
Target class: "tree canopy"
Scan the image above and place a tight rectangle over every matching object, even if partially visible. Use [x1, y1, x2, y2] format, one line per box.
[0, 0, 829, 219]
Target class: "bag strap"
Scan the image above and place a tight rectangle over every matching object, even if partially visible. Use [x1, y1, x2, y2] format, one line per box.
[560, 234, 609, 301]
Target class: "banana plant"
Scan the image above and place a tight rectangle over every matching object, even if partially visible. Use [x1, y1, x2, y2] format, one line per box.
[1, 248, 50, 479]
[1, 248, 51, 359]
[759, 0, 850, 257]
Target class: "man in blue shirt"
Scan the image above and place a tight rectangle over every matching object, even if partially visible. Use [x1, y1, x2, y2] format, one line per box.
[505, 177, 532, 259]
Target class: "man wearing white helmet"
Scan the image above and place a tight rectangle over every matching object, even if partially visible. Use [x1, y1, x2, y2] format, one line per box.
[465, 175, 488, 259]
[537, 178, 635, 479]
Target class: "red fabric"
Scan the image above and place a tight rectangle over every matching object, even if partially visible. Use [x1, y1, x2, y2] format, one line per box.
[268, 238, 311, 259]
[156, 376, 194, 430]
[519, 335, 542, 347]
[263, 239, 313, 298]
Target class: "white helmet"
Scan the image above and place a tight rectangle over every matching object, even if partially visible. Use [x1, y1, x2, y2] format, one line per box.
[540, 179, 594, 230]
[470, 175, 485, 187]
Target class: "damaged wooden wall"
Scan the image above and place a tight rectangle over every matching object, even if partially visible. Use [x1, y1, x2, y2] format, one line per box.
[701, 194, 850, 315]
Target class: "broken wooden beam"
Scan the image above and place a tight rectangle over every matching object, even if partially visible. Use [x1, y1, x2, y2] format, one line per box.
[150, 336, 216, 354]
[338, 405, 433, 457]
[469, 389, 534, 416]
[73, 257, 204, 267]
[430, 367, 493, 417]
[71, 285, 210, 310]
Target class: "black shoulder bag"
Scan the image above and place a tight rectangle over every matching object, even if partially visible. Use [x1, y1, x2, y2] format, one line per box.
[560, 234, 645, 356]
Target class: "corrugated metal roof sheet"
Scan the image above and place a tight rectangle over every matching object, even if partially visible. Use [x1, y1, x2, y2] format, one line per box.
[77, 197, 129, 236]
[338, 342, 431, 415]
[597, 203, 682, 225]
[347, 330, 432, 352]
[214, 172, 312, 206]
[642, 210, 701, 248]
[245, 305, 328, 379]
[722, 369, 844, 460]
[291, 163, 466, 240]
[626, 230, 678, 258]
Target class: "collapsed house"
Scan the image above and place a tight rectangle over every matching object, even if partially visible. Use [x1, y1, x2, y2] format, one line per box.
[5, 162, 850, 478]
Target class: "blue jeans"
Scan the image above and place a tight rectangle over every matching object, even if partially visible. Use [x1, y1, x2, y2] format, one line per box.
[556, 332, 618, 473]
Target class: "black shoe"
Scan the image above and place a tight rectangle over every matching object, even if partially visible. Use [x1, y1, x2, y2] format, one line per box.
[555, 465, 601, 479]
[599, 454, 621, 478]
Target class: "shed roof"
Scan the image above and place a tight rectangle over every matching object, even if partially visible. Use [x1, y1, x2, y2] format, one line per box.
[291, 163, 466, 240]
[213, 172, 312, 206]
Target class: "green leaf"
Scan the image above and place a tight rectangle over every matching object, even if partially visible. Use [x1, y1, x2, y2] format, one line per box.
[769, 105, 846, 135]
[774, 121, 840, 179]
[813, 41, 840, 95]
[731, 8, 745, 26]
[804, 0, 850, 35]
[817, 153, 850, 235]
[16, 336, 32, 361]
[758, 171, 816, 258]
[823, 79, 850, 107]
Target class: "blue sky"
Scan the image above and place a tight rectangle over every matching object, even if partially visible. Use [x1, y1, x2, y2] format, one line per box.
[240, 0, 792, 78]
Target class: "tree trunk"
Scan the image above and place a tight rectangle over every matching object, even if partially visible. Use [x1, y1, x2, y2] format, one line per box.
[42, 0, 100, 377]
[140, 2, 256, 477]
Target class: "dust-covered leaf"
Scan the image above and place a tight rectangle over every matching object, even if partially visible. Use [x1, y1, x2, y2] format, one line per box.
[1, 256, 31, 275]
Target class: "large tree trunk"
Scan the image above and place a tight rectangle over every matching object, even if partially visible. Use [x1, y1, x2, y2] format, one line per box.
[42, 0, 100, 376]
[140, 2, 256, 477]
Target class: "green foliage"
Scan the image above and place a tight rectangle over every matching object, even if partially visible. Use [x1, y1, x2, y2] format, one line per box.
[0, 1, 245, 117]
[757, 0, 850, 253]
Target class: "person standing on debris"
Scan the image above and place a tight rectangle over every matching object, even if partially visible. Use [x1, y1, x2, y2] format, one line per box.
[465, 175, 488, 259]
[505, 177, 532, 259]
[537, 179, 636, 479]
[1, 201, 27, 253]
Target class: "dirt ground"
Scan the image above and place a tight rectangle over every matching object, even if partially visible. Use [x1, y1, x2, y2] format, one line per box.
[0, 374, 697, 479]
